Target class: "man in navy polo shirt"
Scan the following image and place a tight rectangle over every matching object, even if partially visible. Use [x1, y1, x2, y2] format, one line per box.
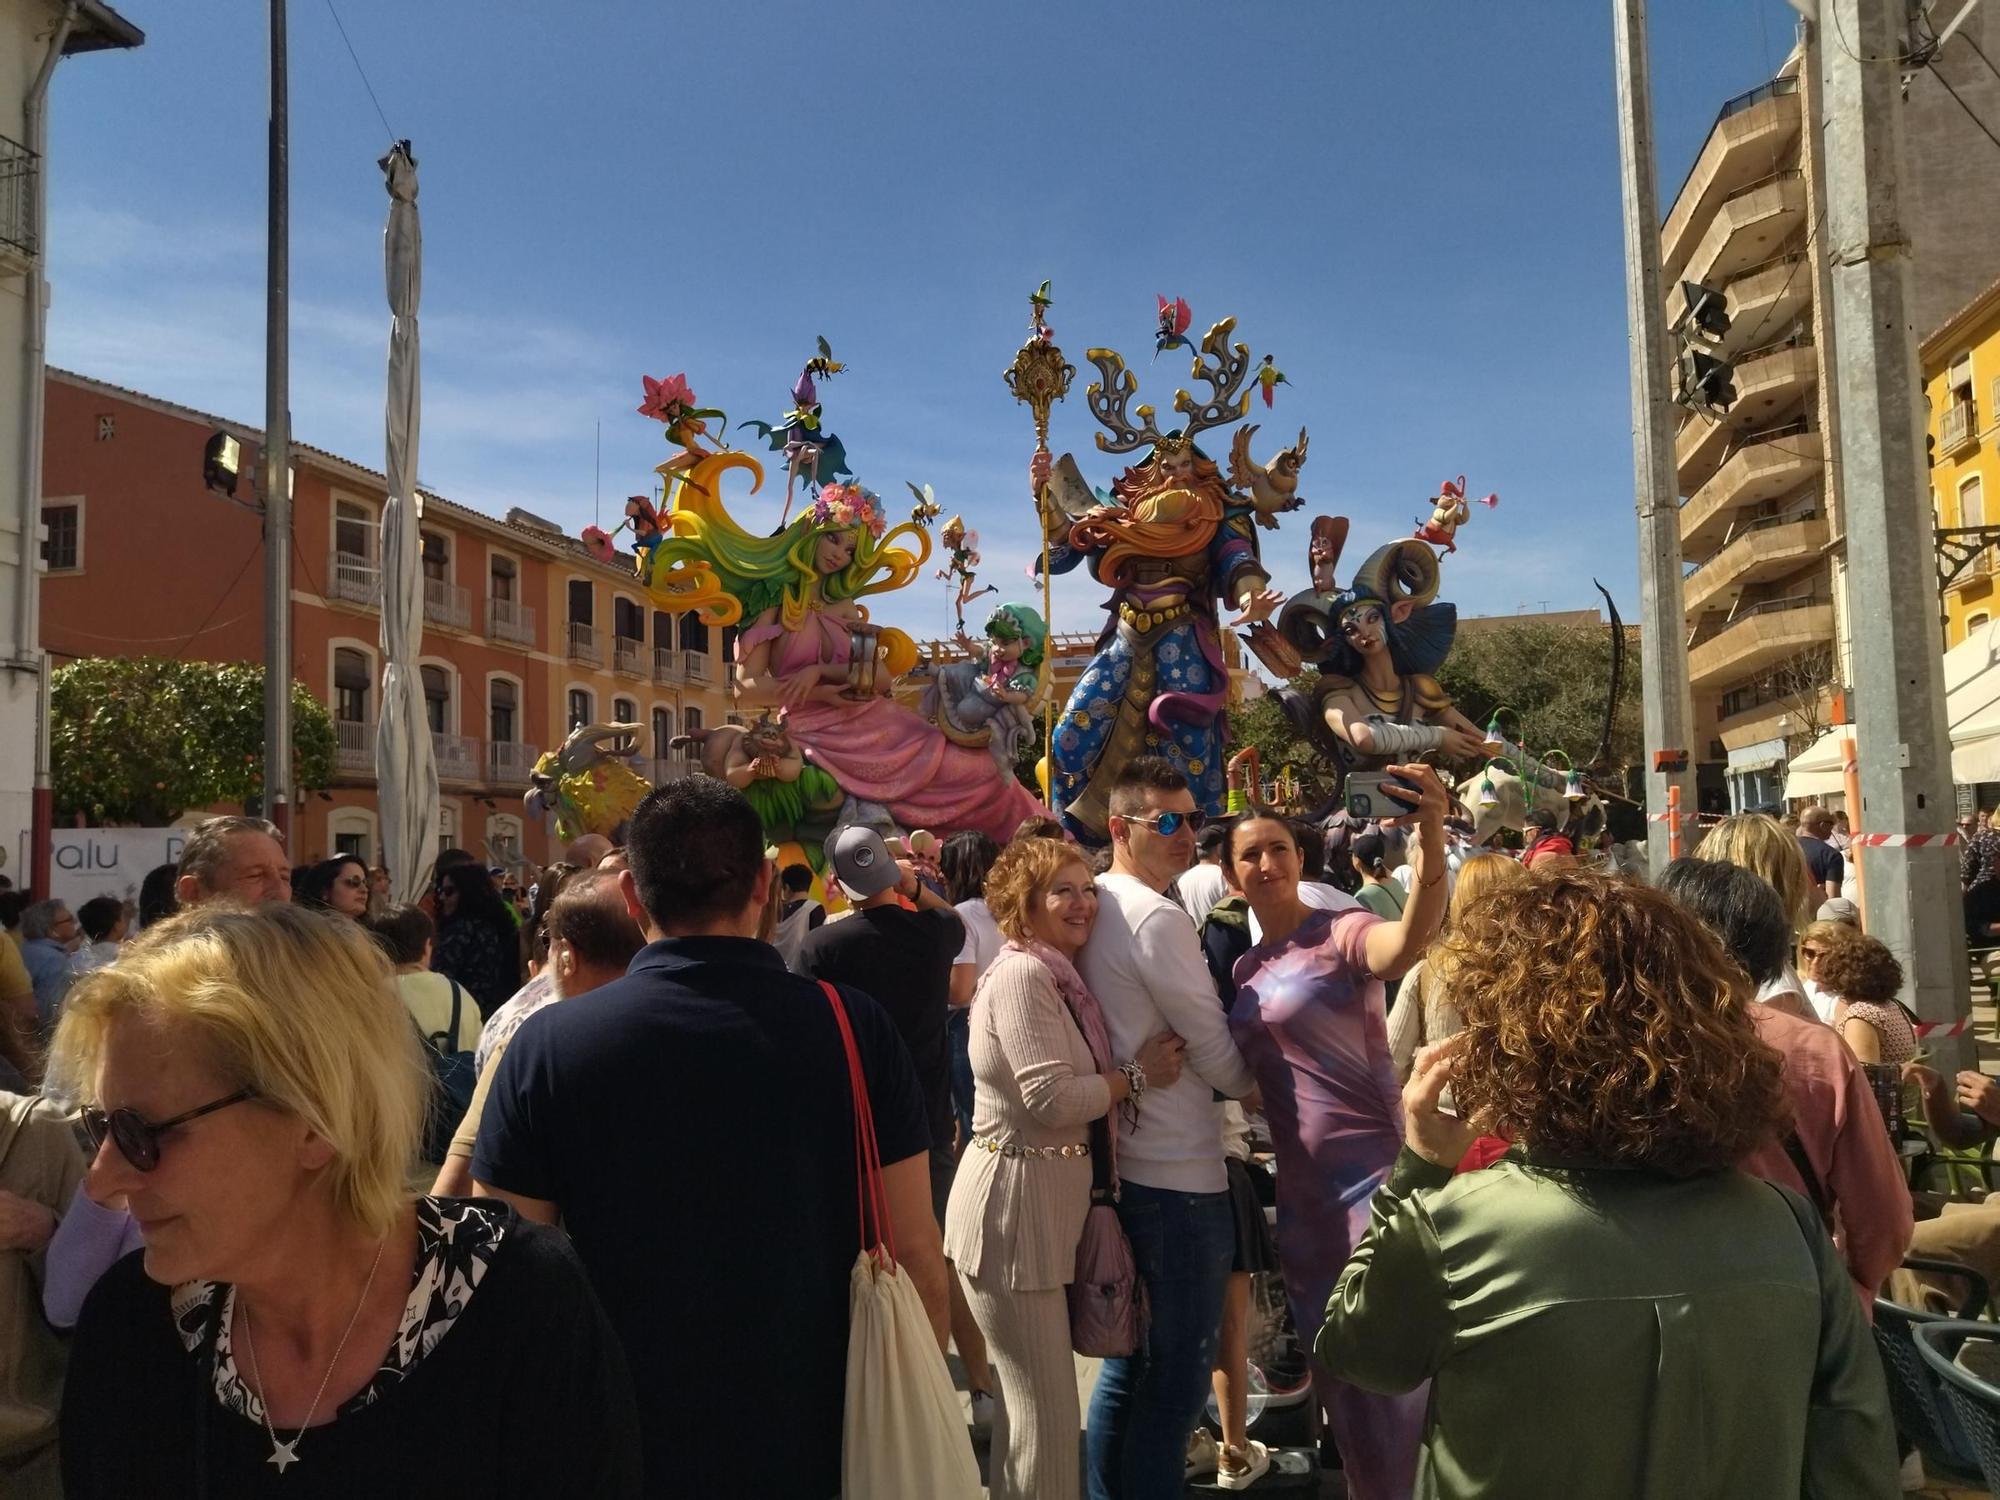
[473, 778, 947, 1497]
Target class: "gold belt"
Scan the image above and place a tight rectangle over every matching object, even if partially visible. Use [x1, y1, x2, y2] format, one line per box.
[971, 1136, 1090, 1160]
[1118, 599, 1191, 633]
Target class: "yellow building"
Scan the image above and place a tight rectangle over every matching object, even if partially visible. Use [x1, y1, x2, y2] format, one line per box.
[1926, 275, 2000, 648]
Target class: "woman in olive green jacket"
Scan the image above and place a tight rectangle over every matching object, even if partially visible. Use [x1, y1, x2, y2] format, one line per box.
[1319, 868, 1897, 1500]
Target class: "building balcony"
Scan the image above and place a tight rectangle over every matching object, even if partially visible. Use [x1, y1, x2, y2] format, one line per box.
[1688, 597, 1835, 689]
[335, 717, 375, 775]
[1674, 341, 1817, 491]
[566, 622, 602, 666]
[1679, 425, 1821, 554]
[683, 650, 714, 686]
[487, 740, 539, 787]
[487, 596, 535, 647]
[1946, 544, 2000, 592]
[330, 551, 382, 609]
[1662, 76, 1802, 281]
[1717, 704, 1795, 756]
[432, 732, 480, 784]
[1679, 169, 1807, 295]
[0, 132, 38, 273]
[423, 576, 471, 631]
[1683, 510, 1827, 618]
[653, 646, 684, 686]
[1942, 398, 1980, 458]
[612, 635, 646, 677]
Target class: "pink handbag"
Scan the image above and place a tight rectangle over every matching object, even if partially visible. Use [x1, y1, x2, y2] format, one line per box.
[1067, 1121, 1146, 1358]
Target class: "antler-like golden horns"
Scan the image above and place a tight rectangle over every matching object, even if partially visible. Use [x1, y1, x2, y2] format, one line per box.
[1083, 348, 1169, 455]
[1171, 318, 1253, 439]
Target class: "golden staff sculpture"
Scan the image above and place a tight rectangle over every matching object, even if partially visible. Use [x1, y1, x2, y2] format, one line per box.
[1004, 280, 1075, 809]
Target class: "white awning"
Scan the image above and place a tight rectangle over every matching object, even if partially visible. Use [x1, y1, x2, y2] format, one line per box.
[1784, 619, 2000, 799]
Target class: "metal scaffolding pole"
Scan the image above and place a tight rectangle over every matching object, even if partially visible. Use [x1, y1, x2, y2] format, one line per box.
[1821, 0, 1971, 1062]
[1612, 0, 1697, 871]
[262, 0, 292, 847]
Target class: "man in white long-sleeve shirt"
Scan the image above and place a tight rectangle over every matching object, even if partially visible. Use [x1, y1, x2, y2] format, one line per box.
[1078, 756, 1257, 1500]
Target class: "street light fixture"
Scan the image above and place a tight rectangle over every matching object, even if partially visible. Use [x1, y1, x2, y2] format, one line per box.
[203, 430, 242, 496]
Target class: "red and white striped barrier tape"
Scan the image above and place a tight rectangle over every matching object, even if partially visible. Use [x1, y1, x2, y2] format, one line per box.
[1914, 1017, 1973, 1038]
[1849, 831, 1962, 848]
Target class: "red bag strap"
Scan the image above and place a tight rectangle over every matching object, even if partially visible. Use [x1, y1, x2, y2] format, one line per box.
[819, 981, 897, 1267]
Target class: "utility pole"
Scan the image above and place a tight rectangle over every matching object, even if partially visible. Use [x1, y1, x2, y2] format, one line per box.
[262, 0, 292, 847]
[1821, 0, 1971, 1061]
[1611, 0, 1697, 872]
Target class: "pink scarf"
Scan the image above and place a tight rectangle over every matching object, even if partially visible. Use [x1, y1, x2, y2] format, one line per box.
[1002, 937, 1113, 1074]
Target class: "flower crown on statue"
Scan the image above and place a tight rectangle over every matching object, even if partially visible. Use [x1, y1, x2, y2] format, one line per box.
[810, 483, 887, 538]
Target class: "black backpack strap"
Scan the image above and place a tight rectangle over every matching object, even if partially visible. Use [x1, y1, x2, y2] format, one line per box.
[1782, 1131, 1832, 1220]
[444, 978, 465, 1050]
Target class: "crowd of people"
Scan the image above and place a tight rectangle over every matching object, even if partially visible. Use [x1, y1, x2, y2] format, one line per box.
[0, 768, 1986, 1498]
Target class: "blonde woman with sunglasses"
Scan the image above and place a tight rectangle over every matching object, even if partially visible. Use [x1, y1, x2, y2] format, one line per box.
[48, 904, 640, 1497]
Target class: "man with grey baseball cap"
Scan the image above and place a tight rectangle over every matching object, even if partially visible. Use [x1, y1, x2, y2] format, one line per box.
[800, 824, 982, 1385]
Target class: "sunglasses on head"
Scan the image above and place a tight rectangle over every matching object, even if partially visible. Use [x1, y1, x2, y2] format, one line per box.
[1125, 810, 1205, 837]
[80, 1088, 256, 1172]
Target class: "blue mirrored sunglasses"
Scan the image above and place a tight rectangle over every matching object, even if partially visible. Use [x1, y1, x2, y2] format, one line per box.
[1126, 810, 1205, 837]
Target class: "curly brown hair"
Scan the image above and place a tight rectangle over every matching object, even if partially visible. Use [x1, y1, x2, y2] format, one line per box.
[1813, 933, 1904, 1005]
[985, 838, 1094, 945]
[1441, 867, 1791, 1178]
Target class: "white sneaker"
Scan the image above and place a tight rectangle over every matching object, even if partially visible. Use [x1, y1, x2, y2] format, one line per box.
[968, 1390, 997, 1432]
[1185, 1428, 1221, 1480]
[1217, 1439, 1272, 1491]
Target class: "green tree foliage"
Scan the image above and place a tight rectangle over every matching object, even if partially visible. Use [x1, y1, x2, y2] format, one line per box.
[52, 658, 337, 825]
[1231, 673, 1329, 802]
[1437, 621, 1642, 772]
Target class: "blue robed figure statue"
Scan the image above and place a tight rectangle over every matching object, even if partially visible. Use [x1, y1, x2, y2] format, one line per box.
[1036, 317, 1305, 842]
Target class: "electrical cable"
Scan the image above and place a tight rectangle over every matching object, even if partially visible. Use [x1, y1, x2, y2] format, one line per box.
[169, 540, 262, 660]
[321, 0, 397, 142]
[1930, 63, 2000, 153]
[1963, 27, 2000, 86]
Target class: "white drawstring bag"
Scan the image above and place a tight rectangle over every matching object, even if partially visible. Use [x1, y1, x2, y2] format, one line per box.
[821, 983, 981, 1500]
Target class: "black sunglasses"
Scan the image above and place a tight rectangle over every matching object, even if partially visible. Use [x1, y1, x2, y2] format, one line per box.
[81, 1088, 256, 1172]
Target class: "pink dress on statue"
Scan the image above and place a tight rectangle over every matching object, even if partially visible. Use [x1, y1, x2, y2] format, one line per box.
[755, 608, 1046, 844]
[1228, 907, 1427, 1500]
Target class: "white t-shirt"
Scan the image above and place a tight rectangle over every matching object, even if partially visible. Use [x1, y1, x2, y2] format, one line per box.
[1174, 862, 1230, 926]
[1248, 880, 1364, 945]
[954, 898, 1004, 985]
[1078, 873, 1257, 1194]
[397, 971, 482, 1054]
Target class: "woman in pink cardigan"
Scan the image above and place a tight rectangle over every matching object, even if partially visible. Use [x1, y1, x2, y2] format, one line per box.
[943, 837, 1184, 1500]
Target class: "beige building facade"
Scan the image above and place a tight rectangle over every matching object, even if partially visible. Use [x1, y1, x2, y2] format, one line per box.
[1662, 16, 2000, 813]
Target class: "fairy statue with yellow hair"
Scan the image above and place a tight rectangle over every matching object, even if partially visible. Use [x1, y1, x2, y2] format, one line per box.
[1035, 309, 1304, 840]
[638, 358, 1046, 846]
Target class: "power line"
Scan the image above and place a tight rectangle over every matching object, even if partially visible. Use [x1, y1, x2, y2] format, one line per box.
[1964, 27, 2000, 86]
[1930, 61, 2000, 153]
[321, 0, 396, 142]
[170, 540, 262, 661]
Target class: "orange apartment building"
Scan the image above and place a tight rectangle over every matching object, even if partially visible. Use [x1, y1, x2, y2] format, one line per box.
[38, 369, 740, 869]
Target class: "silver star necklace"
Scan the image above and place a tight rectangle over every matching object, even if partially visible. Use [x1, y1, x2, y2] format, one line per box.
[239, 1236, 387, 1473]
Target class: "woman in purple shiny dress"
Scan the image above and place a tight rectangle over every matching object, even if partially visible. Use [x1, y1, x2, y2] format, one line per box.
[1222, 768, 1450, 1500]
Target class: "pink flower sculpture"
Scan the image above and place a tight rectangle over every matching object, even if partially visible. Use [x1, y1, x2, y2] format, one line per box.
[581, 525, 616, 563]
[637, 372, 697, 424]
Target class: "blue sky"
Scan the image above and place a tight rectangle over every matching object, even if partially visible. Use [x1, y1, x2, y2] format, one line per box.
[46, 0, 1804, 647]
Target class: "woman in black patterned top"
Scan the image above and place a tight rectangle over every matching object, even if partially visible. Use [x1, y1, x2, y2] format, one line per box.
[48, 904, 639, 1498]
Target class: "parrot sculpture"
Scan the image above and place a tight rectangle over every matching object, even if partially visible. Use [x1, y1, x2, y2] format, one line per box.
[1154, 295, 1195, 360]
[1255, 354, 1290, 408]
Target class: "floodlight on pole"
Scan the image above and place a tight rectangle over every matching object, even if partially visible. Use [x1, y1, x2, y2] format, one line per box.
[1675, 348, 1738, 416]
[202, 431, 242, 497]
[1670, 281, 1732, 342]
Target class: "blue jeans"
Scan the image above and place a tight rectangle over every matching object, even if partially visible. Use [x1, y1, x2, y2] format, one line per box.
[1085, 1182, 1236, 1500]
